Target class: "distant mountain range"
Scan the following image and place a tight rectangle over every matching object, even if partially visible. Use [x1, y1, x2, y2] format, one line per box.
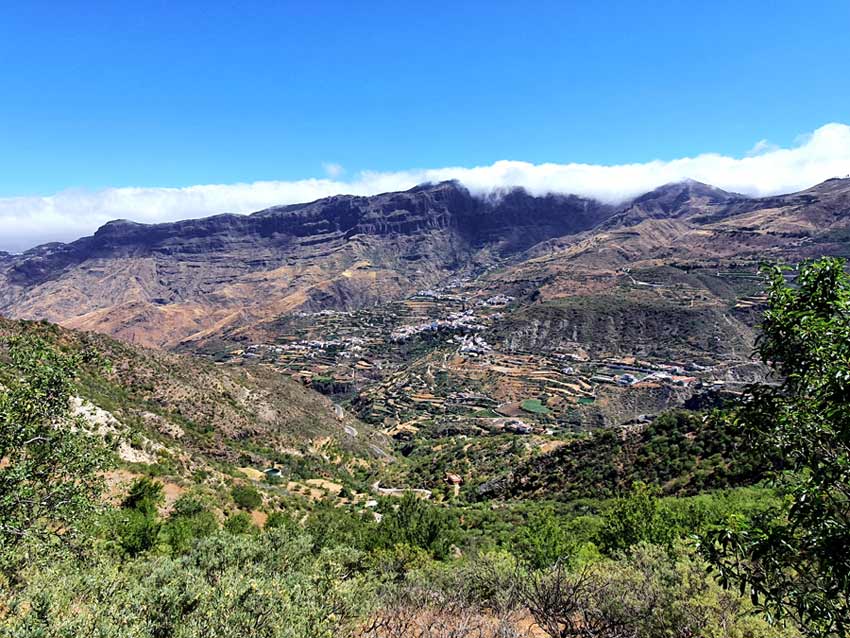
[1, 177, 849, 348]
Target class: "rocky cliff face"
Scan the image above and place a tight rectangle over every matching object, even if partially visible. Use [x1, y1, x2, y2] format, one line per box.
[6, 181, 612, 283]
[0, 181, 612, 346]
[2, 177, 849, 349]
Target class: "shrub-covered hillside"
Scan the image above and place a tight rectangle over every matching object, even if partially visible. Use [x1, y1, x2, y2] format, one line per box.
[0, 317, 391, 494]
[4, 258, 850, 637]
[476, 409, 771, 501]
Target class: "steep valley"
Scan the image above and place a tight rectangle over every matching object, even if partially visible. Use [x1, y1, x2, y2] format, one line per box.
[2, 177, 850, 501]
[0, 316, 391, 514]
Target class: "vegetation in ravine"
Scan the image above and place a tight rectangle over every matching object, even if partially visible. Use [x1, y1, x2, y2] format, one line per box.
[398, 407, 772, 501]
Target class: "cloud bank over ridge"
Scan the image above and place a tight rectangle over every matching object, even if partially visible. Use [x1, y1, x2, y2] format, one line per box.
[2, 123, 850, 253]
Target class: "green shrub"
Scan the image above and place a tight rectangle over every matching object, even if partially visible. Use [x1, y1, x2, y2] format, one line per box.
[102, 507, 162, 557]
[373, 494, 459, 559]
[265, 511, 298, 532]
[2, 529, 373, 637]
[514, 506, 576, 568]
[160, 495, 218, 554]
[304, 502, 373, 552]
[230, 484, 263, 510]
[122, 477, 165, 516]
[598, 482, 674, 555]
[224, 512, 255, 535]
[516, 543, 797, 638]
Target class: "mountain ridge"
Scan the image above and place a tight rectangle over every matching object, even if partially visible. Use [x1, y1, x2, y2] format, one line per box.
[0, 181, 613, 345]
[8, 177, 846, 258]
[1, 178, 849, 348]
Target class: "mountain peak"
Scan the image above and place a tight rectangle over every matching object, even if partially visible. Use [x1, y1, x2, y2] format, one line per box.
[407, 179, 467, 194]
[598, 180, 744, 229]
[94, 218, 146, 233]
[2, 177, 849, 350]
[633, 180, 739, 205]
[794, 176, 850, 196]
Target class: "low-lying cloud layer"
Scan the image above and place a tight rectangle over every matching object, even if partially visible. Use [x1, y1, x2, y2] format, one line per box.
[2, 123, 850, 253]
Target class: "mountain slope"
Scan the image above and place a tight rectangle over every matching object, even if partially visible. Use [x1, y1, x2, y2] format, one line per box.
[598, 179, 744, 229]
[2, 178, 850, 354]
[0, 317, 390, 483]
[0, 182, 611, 347]
[4, 179, 849, 502]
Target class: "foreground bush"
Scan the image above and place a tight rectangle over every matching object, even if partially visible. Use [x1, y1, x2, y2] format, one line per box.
[2, 527, 794, 638]
[518, 543, 797, 638]
[0, 336, 110, 571]
[2, 528, 373, 638]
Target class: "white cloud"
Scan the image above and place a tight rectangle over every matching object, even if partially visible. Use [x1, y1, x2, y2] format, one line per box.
[322, 162, 345, 178]
[2, 122, 850, 253]
[746, 139, 780, 156]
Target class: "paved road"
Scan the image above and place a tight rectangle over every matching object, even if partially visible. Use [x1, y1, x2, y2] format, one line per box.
[371, 480, 432, 498]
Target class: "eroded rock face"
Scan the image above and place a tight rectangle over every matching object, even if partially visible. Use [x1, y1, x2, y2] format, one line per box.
[3, 177, 850, 349]
[0, 181, 612, 346]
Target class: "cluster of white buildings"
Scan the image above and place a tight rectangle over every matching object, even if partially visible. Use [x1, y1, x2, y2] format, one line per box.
[390, 310, 484, 342]
[478, 294, 515, 307]
[453, 334, 492, 355]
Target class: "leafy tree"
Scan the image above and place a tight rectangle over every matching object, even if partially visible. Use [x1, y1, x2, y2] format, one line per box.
[230, 483, 262, 510]
[122, 476, 164, 516]
[598, 482, 674, 555]
[702, 258, 850, 637]
[161, 495, 218, 554]
[374, 493, 458, 559]
[169, 493, 208, 519]
[223, 511, 255, 535]
[304, 501, 373, 553]
[265, 510, 297, 532]
[0, 336, 111, 569]
[105, 477, 166, 556]
[107, 508, 162, 556]
[514, 506, 576, 568]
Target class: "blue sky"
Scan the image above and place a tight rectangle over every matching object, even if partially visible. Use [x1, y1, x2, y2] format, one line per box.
[2, 0, 849, 195]
[1, 1, 850, 250]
